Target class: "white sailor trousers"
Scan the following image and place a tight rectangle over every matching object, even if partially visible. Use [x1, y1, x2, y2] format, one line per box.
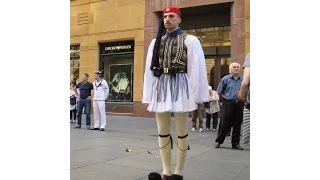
[93, 100, 106, 129]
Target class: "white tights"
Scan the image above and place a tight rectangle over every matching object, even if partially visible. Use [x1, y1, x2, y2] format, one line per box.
[155, 112, 189, 176]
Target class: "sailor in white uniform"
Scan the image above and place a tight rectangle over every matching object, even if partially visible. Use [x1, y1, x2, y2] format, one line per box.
[142, 6, 209, 180]
[91, 71, 109, 131]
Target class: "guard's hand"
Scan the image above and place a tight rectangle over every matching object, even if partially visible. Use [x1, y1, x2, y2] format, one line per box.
[144, 103, 149, 109]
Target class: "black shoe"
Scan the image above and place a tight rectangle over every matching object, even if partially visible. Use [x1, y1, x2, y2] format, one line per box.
[148, 172, 161, 180]
[214, 142, 220, 148]
[162, 175, 170, 180]
[168, 174, 183, 180]
[90, 128, 100, 130]
[74, 125, 81, 129]
[99, 128, 105, 131]
[232, 145, 243, 150]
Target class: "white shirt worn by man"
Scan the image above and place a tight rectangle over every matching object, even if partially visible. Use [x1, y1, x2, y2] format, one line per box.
[93, 78, 109, 100]
[142, 35, 209, 112]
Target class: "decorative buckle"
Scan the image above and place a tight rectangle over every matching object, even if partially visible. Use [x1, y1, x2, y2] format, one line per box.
[163, 68, 169, 74]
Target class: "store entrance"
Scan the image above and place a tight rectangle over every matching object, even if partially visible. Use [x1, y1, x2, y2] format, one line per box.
[203, 45, 231, 90]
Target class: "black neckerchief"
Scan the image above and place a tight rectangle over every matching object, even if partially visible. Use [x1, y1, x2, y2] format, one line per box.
[95, 79, 102, 90]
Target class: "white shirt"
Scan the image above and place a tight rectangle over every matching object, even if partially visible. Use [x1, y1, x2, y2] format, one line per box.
[93, 79, 109, 101]
[142, 35, 209, 112]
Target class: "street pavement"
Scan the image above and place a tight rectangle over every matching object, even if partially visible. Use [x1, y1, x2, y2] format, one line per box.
[70, 115, 250, 180]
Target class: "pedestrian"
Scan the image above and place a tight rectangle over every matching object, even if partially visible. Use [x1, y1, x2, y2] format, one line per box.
[70, 82, 77, 124]
[191, 103, 205, 132]
[239, 53, 250, 147]
[214, 62, 244, 150]
[90, 71, 109, 131]
[74, 73, 93, 129]
[205, 86, 220, 131]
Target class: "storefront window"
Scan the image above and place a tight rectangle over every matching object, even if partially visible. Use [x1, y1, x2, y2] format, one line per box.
[220, 57, 232, 78]
[185, 26, 231, 89]
[184, 26, 231, 47]
[70, 45, 80, 82]
[205, 57, 215, 87]
[99, 40, 134, 113]
[104, 55, 133, 102]
[205, 56, 231, 90]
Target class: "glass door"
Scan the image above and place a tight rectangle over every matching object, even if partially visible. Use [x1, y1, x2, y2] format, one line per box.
[205, 56, 216, 89]
[206, 56, 231, 90]
[219, 56, 231, 78]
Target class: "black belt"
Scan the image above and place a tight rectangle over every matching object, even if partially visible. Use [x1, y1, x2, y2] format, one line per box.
[222, 98, 240, 103]
[152, 67, 187, 77]
[161, 68, 187, 74]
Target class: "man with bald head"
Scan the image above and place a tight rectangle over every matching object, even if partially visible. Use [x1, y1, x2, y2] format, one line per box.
[214, 62, 244, 150]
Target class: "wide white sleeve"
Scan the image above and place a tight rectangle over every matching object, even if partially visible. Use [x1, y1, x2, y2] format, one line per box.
[103, 80, 109, 100]
[186, 35, 209, 104]
[142, 39, 156, 104]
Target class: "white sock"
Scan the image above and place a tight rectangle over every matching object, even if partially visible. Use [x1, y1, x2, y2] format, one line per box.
[155, 112, 173, 176]
[174, 112, 189, 176]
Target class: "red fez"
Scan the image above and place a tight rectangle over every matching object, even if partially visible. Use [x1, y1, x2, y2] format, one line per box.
[163, 6, 181, 16]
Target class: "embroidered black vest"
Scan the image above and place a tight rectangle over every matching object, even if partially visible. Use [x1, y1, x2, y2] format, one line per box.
[158, 33, 188, 71]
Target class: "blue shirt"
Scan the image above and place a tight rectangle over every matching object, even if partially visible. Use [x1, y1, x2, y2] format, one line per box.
[76, 82, 93, 99]
[217, 74, 243, 100]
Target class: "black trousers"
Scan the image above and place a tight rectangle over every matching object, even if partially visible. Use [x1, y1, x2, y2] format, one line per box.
[215, 99, 244, 145]
[70, 109, 77, 120]
[217, 104, 231, 135]
[206, 112, 218, 129]
[218, 122, 231, 135]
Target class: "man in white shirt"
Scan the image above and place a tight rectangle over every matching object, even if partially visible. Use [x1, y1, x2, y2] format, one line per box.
[91, 71, 109, 131]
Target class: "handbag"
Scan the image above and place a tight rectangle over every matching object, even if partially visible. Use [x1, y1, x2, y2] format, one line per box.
[70, 95, 76, 105]
[205, 102, 210, 108]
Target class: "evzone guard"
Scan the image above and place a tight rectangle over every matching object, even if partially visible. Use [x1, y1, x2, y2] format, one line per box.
[142, 6, 209, 180]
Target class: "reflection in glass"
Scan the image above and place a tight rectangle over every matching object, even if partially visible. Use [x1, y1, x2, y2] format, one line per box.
[185, 26, 231, 47]
[70, 45, 80, 81]
[206, 58, 215, 87]
[103, 54, 134, 103]
[70, 60, 80, 81]
[108, 64, 132, 102]
[220, 57, 231, 78]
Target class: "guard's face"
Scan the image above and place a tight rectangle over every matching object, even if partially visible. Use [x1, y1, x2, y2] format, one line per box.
[163, 12, 181, 31]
